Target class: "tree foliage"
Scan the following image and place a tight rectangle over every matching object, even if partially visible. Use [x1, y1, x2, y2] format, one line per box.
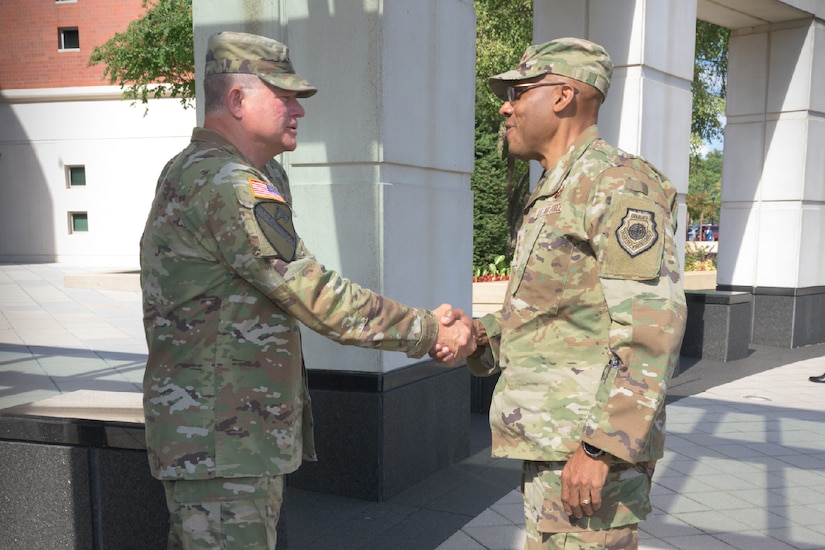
[689, 149, 723, 197]
[691, 20, 729, 157]
[687, 21, 728, 229]
[88, 0, 195, 110]
[687, 149, 722, 224]
[472, 0, 533, 268]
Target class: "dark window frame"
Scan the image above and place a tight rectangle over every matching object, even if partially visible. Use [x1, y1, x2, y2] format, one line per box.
[59, 27, 80, 51]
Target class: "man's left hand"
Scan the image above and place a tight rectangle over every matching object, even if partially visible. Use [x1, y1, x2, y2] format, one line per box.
[560, 444, 611, 519]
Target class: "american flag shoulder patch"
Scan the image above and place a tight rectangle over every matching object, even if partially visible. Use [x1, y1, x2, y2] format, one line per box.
[249, 178, 285, 203]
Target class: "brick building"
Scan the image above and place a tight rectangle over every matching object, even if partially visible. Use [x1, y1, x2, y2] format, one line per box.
[0, 0, 148, 89]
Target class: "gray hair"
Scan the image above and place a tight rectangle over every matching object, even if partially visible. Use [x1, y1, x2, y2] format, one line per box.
[203, 73, 261, 115]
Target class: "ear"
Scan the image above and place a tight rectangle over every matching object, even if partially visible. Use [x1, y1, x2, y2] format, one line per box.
[226, 86, 245, 119]
[552, 84, 577, 113]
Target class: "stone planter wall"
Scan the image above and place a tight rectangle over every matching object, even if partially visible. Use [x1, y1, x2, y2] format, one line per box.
[684, 270, 717, 290]
[471, 281, 508, 317]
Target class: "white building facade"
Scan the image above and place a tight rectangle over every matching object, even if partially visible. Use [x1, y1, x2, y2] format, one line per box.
[0, 0, 194, 268]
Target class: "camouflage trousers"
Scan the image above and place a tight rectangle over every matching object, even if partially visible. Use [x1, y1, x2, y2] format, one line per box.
[522, 459, 655, 550]
[527, 527, 638, 550]
[162, 475, 284, 550]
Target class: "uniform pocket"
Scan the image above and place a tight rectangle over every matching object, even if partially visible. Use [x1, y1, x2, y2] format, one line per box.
[509, 223, 574, 318]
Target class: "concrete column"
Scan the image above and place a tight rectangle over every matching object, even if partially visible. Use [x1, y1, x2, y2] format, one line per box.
[720, 16, 825, 347]
[192, 1, 476, 500]
[533, 0, 696, 250]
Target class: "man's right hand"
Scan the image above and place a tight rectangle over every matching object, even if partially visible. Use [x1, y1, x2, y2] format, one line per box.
[429, 304, 475, 365]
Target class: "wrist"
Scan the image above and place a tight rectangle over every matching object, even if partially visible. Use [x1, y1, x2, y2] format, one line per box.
[468, 320, 489, 358]
[581, 441, 605, 459]
[473, 320, 488, 346]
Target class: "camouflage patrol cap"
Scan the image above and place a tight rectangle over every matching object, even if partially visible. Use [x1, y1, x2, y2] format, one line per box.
[489, 37, 612, 101]
[205, 31, 317, 98]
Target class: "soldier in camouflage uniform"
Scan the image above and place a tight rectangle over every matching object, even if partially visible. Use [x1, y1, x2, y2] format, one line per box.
[140, 31, 473, 550]
[466, 38, 687, 549]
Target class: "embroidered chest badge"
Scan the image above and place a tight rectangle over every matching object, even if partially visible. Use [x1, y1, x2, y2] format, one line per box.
[249, 178, 285, 203]
[616, 208, 658, 257]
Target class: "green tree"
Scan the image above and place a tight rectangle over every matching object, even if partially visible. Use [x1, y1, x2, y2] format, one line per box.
[88, 0, 195, 110]
[472, 0, 532, 268]
[686, 149, 722, 226]
[691, 20, 729, 157]
[687, 21, 727, 236]
[689, 149, 723, 196]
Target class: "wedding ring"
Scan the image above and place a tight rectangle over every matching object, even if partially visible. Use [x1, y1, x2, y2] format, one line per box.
[581, 499, 591, 505]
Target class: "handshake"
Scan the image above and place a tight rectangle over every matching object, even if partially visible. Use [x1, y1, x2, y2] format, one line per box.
[428, 304, 480, 365]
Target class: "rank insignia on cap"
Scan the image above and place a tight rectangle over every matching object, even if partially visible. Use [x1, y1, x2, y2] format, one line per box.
[616, 208, 658, 257]
[249, 178, 285, 203]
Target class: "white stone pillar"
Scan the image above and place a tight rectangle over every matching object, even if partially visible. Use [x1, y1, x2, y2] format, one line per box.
[192, 1, 476, 374]
[533, 0, 696, 250]
[720, 16, 825, 346]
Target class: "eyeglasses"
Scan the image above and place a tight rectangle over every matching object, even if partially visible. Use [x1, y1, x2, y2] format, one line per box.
[505, 82, 576, 103]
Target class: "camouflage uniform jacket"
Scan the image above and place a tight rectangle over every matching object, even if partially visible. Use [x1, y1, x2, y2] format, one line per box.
[467, 125, 687, 465]
[141, 128, 438, 481]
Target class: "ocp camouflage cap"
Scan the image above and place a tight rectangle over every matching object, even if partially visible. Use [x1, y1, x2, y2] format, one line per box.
[489, 37, 612, 101]
[205, 31, 317, 98]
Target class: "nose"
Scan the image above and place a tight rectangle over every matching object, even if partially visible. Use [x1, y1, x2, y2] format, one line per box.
[292, 100, 305, 118]
[499, 101, 513, 117]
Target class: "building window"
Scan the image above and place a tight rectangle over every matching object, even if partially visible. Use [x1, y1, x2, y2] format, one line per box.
[59, 28, 79, 50]
[67, 166, 86, 187]
[70, 212, 89, 233]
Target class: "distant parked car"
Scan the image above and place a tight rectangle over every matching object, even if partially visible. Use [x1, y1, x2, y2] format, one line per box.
[687, 223, 718, 241]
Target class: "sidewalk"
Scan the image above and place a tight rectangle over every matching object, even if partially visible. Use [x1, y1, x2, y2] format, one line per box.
[1, 263, 824, 549]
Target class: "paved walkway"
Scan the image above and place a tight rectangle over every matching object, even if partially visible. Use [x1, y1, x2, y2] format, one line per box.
[1, 263, 824, 549]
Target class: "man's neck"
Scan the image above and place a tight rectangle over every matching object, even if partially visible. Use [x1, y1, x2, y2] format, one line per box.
[204, 116, 275, 170]
[541, 119, 594, 170]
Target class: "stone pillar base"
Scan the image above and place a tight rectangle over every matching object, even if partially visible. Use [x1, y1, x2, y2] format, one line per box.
[681, 291, 753, 361]
[288, 361, 470, 501]
[748, 287, 825, 348]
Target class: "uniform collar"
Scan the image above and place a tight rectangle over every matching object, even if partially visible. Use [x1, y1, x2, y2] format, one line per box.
[191, 127, 259, 168]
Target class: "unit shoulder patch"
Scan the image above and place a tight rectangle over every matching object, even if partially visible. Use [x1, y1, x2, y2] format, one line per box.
[254, 201, 297, 261]
[601, 193, 665, 280]
[616, 208, 658, 257]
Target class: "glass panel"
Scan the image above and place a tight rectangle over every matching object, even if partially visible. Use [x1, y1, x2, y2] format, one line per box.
[72, 213, 88, 232]
[69, 166, 85, 186]
[60, 29, 79, 50]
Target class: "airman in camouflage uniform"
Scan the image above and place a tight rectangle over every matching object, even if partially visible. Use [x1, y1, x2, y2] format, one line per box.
[140, 31, 472, 549]
[467, 38, 687, 549]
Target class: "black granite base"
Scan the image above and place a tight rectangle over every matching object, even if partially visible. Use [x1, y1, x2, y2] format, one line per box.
[470, 371, 500, 414]
[749, 287, 825, 348]
[287, 361, 470, 501]
[681, 290, 753, 361]
[0, 433, 167, 550]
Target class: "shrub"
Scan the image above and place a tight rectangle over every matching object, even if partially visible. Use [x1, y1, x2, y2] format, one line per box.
[473, 254, 510, 282]
[684, 243, 717, 271]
